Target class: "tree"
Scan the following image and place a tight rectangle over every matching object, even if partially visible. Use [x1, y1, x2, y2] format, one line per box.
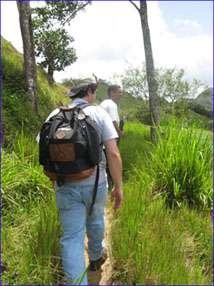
[119, 65, 206, 104]
[32, 1, 90, 85]
[159, 68, 207, 113]
[160, 68, 187, 104]
[35, 1, 90, 25]
[33, 28, 77, 85]
[130, 1, 160, 142]
[120, 65, 149, 99]
[17, 1, 38, 113]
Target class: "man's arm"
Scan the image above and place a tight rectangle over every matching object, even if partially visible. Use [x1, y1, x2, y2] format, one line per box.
[104, 139, 123, 209]
[113, 121, 123, 138]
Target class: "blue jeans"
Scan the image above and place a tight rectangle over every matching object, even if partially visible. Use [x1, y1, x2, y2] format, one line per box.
[56, 181, 108, 285]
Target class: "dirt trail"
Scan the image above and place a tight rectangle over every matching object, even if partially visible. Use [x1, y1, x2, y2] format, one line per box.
[87, 207, 113, 285]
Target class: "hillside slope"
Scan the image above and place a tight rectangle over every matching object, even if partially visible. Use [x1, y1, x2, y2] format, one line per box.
[2, 38, 69, 144]
[195, 88, 212, 111]
[190, 88, 213, 118]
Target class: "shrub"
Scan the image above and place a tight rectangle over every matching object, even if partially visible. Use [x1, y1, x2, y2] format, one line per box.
[2, 133, 52, 213]
[151, 122, 212, 209]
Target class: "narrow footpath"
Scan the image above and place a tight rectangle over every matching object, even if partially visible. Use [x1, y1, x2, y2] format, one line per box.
[87, 207, 113, 285]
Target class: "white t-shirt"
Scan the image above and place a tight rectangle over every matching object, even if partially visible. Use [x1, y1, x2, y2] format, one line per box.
[100, 99, 120, 124]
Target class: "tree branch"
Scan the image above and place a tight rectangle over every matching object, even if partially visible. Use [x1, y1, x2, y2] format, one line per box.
[92, 73, 99, 84]
[62, 3, 89, 25]
[129, 0, 140, 13]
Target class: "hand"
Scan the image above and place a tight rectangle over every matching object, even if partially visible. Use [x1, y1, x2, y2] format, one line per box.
[111, 186, 123, 210]
[119, 130, 124, 137]
[117, 130, 124, 138]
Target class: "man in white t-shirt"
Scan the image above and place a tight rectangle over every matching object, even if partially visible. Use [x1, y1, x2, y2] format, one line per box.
[100, 85, 123, 139]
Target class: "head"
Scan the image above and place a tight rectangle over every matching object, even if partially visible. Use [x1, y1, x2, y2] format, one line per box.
[107, 85, 123, 103]
[68, 81, 98, 103]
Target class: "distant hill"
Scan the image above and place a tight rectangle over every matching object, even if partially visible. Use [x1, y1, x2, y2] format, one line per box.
[189, 88, 212, 118]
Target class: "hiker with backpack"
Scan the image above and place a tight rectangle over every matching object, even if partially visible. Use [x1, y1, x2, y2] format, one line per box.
[38, 80, 123, 285]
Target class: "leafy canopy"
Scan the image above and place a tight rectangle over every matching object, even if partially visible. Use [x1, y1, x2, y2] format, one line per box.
[33, 28, 77, 72]
[33, 1, 90, 26]
[32, 1, 90, 74]
[118, 64, 206, 102]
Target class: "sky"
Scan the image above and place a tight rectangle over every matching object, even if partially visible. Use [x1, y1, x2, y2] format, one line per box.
[1, 1, 213, 86]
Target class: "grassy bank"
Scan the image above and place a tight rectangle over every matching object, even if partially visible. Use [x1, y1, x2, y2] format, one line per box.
[2, 39, 66, 284]
[111, 122, 212, 285]
[2, 38, 68, 145]
[2, 134, 64, 284]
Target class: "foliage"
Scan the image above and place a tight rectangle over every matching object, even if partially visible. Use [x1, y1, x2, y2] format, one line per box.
[2, 38, 68, 144]
[2, 131, 63, 284]
[2, 192, 62, 284]
[158, 68, 204, 104]
[120, 65, 149, 99]
[133, 95, 212, 130]
[151, 122, 212, 209]
[32, 1, 90, 83]
[1, 136, 51, 213]
[118, 65, 207, 103]
[2, 38, 26, 93]
[2, 39, 212, 285]
[112, 122, 212, 285]
[33, 27, 77, 73]
[33, 1, 90, 26]
[160, 109, 212, 131]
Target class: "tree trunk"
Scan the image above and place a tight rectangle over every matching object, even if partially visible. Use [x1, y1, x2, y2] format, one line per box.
[47, 66, 54, 85]
[140, 1, 160, 143]
[17, 1, 38, 114]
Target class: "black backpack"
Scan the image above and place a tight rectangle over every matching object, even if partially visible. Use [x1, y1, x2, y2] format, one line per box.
[39, 103, 102, 214]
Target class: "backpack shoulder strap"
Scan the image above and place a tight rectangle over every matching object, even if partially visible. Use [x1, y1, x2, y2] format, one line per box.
[76, 102, 91, 109]
[59, 105, 74, 112]
[89, 165, 100, 215]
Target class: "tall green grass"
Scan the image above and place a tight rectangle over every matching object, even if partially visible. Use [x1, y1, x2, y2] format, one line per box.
[2, 192, 62, 284]
[119, 122, 151, 179]
[2, 134, 64, 284]
[112, 122, 212, 285]
[2, 151, 43, 212]
[2, 39, 69, 284]
[112, 174, 211, 284]
[2, 117, 212, 284]
[151, 122, 212, 209]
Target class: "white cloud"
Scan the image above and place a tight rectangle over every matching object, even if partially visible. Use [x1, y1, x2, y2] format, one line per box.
[172, 18, 202, 37]
[1, 1, 213, 86]
[174, 18, 201, 30]
[1, 1, 23, 52]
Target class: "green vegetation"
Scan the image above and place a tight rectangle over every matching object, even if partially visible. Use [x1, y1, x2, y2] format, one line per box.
[151, 122, 212, 209]
[2, 39, 212, 285]
[2, 38, 66, 284]
[2, 37, 69, 145]
[112, 123, 212, 285]
[62, 76, 212, 131]
[32, 1, 90, 84]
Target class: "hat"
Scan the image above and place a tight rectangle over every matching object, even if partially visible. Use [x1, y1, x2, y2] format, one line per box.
[68, 79, 97, 98]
